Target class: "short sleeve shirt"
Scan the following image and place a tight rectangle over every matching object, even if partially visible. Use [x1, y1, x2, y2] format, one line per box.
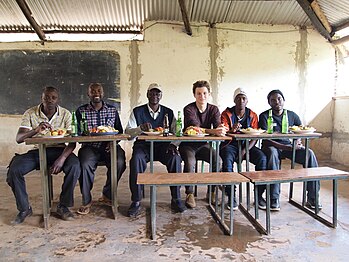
[21, 104, 72, 131]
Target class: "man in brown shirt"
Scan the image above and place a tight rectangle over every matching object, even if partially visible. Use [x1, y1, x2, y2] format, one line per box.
[179, 80, 227, 208]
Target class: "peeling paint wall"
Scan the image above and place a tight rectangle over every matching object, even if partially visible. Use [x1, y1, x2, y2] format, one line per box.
[0, 22, 346, 166]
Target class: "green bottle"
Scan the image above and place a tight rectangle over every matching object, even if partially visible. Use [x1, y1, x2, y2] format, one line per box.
[80, 112, 89, 136]
[267, 109, 273, 134]
[71, 111, 78, 136]
[176, 111, 183, 137]
[281, 109, 289, 134]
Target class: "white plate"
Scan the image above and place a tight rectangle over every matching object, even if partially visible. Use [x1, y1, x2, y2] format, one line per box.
[143, 131, 162, 135]
[240, 129, 266, 135]
[42, 134, 66, 138]
[184, 133, 209, 137]
[291, 129, 316, 134]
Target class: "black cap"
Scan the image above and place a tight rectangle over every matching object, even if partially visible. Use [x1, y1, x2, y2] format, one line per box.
[267, 89, 285, 101]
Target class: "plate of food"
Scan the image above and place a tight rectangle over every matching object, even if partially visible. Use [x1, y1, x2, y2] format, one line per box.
[240, 128, 266, 135]
[90, 126, 119, 136]
[184, 126, 208, 137]
[289, 125, 316, 134]
[143, 127, 163, 136]
[41, 128, 67, 138]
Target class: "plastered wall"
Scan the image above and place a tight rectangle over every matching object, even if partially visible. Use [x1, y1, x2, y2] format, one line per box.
[0, 22, 347, 166]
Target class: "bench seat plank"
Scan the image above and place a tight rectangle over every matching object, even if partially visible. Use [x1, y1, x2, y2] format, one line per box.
[241, 167, 349, 183]
[138, 172, 249, 185]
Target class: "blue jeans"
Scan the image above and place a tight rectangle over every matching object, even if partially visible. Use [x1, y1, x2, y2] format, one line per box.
[79, 145, 126, 205]
[7, 148, 80, 212]
[260, 146, 320, 200]
[129, 142, 182, 202]
[220, 143, 267, 197]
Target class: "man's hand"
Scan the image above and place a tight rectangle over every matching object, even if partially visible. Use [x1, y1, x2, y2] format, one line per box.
[214, 124, 228, 136]
[140, 122, 152, 131]
[166, 144, 179, 155]
[230, 123, 242, 133]
[35, 122, 52, 134]
[50, 157, 65, 175]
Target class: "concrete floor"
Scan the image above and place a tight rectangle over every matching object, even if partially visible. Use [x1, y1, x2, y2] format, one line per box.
[0, 159, 349, 262]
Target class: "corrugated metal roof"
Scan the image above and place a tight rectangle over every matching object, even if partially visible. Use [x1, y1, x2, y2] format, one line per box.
[0, 0, 348, 40]
[318, 0, 349, 27]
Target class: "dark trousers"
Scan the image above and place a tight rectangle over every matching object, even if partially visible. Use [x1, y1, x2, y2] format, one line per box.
[220, 144, 267, 197]
[179, 142, 218, 194]
[78, 145, 126, 205]
[7, 148, 80, 212]
[260, 146, 320, 200]
[129, 142, 181, 202]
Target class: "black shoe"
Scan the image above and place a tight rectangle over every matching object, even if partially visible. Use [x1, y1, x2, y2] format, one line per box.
[306, 199, 323, 210]
[128, 201, 141, 217]
[270, 199, 280, 211]
[258, 197, 267, 210]
[12, 206, 33, 225]
[57, 204, 74, 221]
[227, 198, 238, 211]
[171, 199, 187, 213]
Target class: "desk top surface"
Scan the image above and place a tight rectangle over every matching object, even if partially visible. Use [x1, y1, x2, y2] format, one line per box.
[138, 172, 249, 185]
[137, 135, 231, 141]
[241, 167, 349, 182]
[228, 132, 322, 140]
[25, 134, 131, 145]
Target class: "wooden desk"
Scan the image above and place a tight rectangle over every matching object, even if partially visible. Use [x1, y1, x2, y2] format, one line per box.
[138, 172, 249, 239]
[228, 132, 322, 216]
[25, 134, 130, 229]
[240, 167, 349, 234]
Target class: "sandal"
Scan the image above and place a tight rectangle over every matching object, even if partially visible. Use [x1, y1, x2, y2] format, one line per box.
[77, 202, 92, 215]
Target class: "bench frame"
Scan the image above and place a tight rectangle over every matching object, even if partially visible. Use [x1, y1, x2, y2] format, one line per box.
[137, 172, 249, 240]
[240, 167, 349, 234]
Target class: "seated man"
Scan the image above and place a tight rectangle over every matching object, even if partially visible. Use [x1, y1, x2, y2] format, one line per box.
[7, 86, 80, 224]
[179, 80, 227, 208]
[125, 83, 186, 217]
[76, 83, 126, 215]
[259, 89, 321, 210]
[220, 88, 267, 210]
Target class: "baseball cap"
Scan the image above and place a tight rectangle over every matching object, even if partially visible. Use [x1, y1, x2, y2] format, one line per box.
[233, 88, 247, 100]
[147, 83, 162, 92]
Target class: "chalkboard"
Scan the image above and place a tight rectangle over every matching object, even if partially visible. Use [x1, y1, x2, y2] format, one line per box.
[0, 50, 120, 115]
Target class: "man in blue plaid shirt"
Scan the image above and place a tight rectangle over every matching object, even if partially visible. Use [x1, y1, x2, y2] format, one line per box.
[76, 83, 126, 215]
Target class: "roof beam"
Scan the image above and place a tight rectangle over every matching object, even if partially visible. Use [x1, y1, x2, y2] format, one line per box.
[331, 35, 349, 45]
[296, 0, 332, 42]
[178, 0, 192, 36]
[310, 0, 332, 34]
[16, 0, 46, 42]
[333, 18, 349, 33]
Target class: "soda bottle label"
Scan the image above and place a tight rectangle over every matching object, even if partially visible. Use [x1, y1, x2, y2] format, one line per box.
[163, 113, 169, 137]
[267, 110, 273, 134]
[281, 109, 289, 134]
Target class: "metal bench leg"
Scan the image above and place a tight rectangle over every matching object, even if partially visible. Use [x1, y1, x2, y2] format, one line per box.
[150, 185, 157, 240]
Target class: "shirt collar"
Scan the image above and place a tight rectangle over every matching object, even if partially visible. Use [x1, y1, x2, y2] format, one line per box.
[87, 101, 107, 111]
[147, 104, 161, 114]
[36, 104, 60, 117]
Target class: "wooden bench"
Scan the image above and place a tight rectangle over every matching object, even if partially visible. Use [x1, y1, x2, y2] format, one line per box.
[240, 167, 349, 234]
[137, 172, 249, 240]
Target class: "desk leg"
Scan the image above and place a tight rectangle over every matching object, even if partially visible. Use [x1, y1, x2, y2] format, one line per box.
[110, 141, 118, 219]
[289, 139, 297, 203]
[333, 180, 338, 227]
[245, 141, 250, 210]
[266, 184, 271, 234]
[302, 139, 310, 206]
[39, 144, 50, 229]
[238, 141, 242, 205]
[150, 185, 157, 240]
